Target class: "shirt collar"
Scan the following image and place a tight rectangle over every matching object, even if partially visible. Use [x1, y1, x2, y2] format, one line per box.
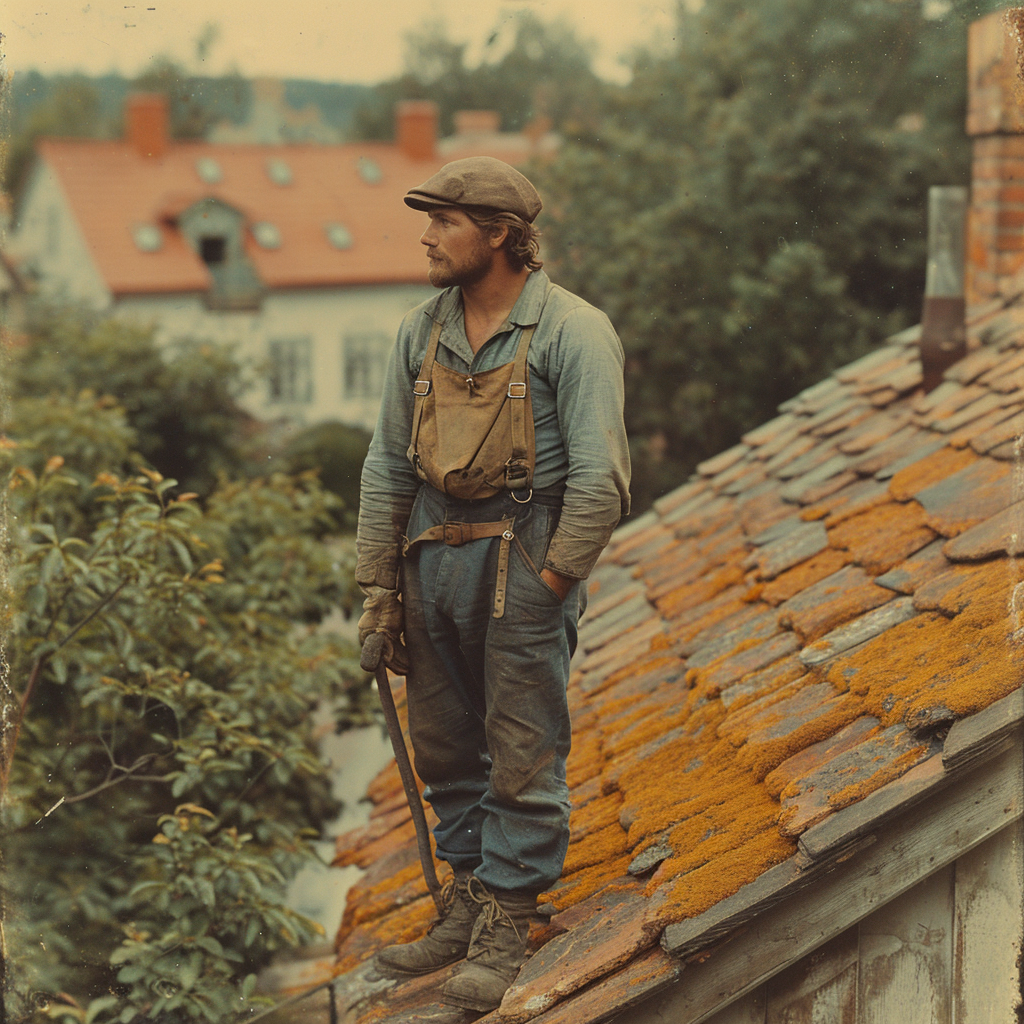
[423, 269, 551, 329]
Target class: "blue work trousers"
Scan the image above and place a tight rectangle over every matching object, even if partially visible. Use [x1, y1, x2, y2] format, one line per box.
[401, 485, 584, 894]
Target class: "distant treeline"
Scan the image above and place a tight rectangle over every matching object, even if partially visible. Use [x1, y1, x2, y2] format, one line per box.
[4, 69, 374, 141]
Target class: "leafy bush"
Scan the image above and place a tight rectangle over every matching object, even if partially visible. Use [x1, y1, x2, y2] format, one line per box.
[1, 356, 364, 1021]
[9, 304, 257, 497]
[277, 421, 372, 529]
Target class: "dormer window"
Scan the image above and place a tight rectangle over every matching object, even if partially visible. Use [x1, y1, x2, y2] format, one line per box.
[252, 221, 282, 249]
[200, 236, 226, 265]
[266, 159, 292, 185]
[325, 222, 353, 250]
[195, 157, 223, 184]
[358, 156, 383, 184]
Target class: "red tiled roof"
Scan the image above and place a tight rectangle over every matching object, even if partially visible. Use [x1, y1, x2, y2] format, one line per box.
[328, 297, 1024, 1023]
[38, 139, 458, 295]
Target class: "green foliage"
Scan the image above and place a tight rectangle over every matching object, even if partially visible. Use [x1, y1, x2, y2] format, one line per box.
[276, 421, 373, 529]
[10, 304, 255, 497]
[1, 351, 365, 1020]
[534, 0, 971, 509]
[2, 76, 105, 195]
[353, 11, 606, 139]
[130, 59, 249, 142]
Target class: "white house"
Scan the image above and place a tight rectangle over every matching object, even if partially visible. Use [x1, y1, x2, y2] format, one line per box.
[9, 95, 552, 432]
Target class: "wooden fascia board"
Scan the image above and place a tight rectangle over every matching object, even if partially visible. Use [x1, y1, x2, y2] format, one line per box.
[627, 733, 1023, 1024]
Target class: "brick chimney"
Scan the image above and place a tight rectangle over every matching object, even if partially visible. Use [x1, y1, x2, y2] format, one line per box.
[126, 93, 169, 159]
[396, 100, 438, 161]
[965, 9, 1024, 305]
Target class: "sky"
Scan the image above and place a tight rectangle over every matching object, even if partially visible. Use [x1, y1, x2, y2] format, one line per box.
[2, 0, 679, 85]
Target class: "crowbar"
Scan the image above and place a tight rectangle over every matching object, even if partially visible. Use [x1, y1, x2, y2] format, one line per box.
[360, 632, 444, 915]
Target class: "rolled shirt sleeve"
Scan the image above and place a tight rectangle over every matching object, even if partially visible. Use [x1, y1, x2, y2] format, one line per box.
[355, 313, 421, 590]
[542, 305, 631, 581]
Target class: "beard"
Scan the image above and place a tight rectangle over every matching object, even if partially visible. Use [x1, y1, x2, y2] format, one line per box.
[427, 234, 494, 289]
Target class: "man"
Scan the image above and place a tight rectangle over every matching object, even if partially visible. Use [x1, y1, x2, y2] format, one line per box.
[355, 156, 630, 1014]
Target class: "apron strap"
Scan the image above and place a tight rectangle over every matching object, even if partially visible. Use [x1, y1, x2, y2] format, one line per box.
[506, 283, 553, 489]
[408, 317, 445, 470]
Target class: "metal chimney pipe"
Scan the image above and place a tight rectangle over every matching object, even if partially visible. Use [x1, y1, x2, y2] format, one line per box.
[920, 185, 968, 392]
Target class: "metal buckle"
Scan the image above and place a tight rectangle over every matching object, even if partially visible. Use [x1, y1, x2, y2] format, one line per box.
[442, 522, 467, 546]
[507, 382, 527, 399]
[413, 380, 431, 396]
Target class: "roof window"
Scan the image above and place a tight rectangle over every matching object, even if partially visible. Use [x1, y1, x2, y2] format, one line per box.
[252, 221, 282, 249]
[266, 158, 292, 186]
[200, 236, 226, 265]
[132, 223, 163, 253]
[195, 157, 223, 184]
[325, 222, 354, 250]
[357, 156, 383, 184]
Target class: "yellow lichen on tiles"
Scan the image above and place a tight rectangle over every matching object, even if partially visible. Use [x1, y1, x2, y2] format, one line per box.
[652, 789, 781, 884]
[656, 563, 748, 620]
[569, 792, 625, 843]
[824, 572, 1022, 727]
[660, 829, 797, 923]
[335, 898, 437, 973]
[542, 854, 635, 912]
[734, 694, 864, 781]
[827, 500, 937, 574]
[757, 549, 850, 605]
[823, 487, 893, 528]
[566, 732, 606, 790]
[561, 822, 632, 876]
[826, 744, 930, 813]
[888, 444, 979, 501]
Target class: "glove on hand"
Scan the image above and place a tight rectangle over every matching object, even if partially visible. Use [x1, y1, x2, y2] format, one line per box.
[357, 587, 409, 675]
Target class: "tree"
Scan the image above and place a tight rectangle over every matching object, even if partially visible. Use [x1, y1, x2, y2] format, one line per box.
[9, 304, 257, 498]
[534, 0, 971, 510]
[1, 323, 366, 1021]
[2, 77, 105, 196]
[352, 11, 606, 140]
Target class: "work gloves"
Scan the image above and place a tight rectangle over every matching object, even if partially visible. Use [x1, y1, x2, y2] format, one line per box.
[357, 586, 409, 675]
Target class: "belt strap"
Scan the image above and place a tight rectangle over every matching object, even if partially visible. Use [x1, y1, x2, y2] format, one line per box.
[402, 517, 516, 619]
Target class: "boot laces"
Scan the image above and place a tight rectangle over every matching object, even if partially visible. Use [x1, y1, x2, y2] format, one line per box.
[466, 877, 523, 944]
[425, 874, 460, 935]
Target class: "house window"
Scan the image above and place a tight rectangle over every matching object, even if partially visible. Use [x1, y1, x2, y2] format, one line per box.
[268, 338, 313, 404]
[343, 331, 388, 400]
[200, 236, 226, 265]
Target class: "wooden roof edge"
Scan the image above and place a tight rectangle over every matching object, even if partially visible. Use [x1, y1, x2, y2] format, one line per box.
[640, 734, 1022, 1024]
[658, 699, 1024, 963]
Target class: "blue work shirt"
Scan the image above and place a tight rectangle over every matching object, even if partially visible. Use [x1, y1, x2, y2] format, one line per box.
[357, 269, 631, 586]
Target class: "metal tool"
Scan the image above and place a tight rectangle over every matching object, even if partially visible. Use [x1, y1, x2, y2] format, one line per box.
[360, 632, 444, 914]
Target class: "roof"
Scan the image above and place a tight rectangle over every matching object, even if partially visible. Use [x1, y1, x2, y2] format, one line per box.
[327, 294, 1024, 1023]
[36, 139, 455, 296]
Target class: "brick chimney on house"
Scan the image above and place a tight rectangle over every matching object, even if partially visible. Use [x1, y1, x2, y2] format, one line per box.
[396, 100, 438, 161]
[965, 9, 1024, 305]
[125, 93, 169, 159]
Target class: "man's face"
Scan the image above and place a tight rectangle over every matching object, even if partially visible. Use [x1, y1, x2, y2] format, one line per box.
[420, 207, 494, 289]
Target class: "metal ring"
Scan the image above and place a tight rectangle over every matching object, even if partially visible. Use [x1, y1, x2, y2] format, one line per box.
[510, 488, 533, 504]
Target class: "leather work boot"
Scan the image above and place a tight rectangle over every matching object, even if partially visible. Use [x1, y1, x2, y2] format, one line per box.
[440, 879, 536, 1012]
[374, 871, 481, 979]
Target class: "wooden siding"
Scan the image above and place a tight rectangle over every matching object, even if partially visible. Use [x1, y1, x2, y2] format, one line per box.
[693, 818, 1022, 1024]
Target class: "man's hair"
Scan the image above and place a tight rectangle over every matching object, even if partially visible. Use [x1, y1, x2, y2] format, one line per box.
[464, 208, 543, 273]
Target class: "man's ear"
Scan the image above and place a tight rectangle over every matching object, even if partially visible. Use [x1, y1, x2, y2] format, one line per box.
[487, 223, 510, 250]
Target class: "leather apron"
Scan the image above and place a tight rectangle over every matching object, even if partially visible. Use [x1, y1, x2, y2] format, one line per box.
[403, 289, 551, 619]
[406, 315, 538, 500]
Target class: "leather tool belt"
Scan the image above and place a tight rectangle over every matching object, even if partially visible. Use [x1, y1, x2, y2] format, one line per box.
[403, 517, 516, 618]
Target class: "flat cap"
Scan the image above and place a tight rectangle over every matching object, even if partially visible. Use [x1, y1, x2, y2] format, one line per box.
[404, 156, 542, 222]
